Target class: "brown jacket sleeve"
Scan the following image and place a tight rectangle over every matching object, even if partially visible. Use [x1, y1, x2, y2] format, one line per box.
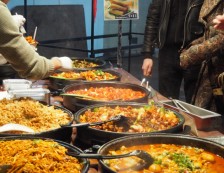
[180, 30, 224, 69]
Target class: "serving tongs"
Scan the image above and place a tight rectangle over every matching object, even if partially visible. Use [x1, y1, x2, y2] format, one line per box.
[61, 93, 122, 101]
[140, 77, 157, 99]
[49, 75, 84, 80]
[68, 150, 154, 171]
[61, 115, 129, 128]
[171, 99, 191, 113]
[60, 93, 96, 100]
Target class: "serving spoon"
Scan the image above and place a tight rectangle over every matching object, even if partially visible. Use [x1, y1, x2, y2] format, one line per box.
[61, 115, 129, 128]
[68, 150, 154, 171]
[0, 123, 35, 133]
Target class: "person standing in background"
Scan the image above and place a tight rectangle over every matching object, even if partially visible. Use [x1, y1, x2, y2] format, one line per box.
[141, 0, 204, 103]
[0, 0, 73, 80]
[180, 0, 224, 114]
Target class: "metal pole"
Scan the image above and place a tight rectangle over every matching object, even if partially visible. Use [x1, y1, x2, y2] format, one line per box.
[128, 20, 132, 72]
[90, 0, 95, 58]
[117, 20, 122, 68]
[24, 0, 27, 32]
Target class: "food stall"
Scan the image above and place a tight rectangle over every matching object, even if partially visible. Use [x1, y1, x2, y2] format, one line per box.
[0, 1, 224, 172]
[0, 65, 224, 172]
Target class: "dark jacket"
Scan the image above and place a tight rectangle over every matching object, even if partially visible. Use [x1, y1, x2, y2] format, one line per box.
[142, 0, 204, 57]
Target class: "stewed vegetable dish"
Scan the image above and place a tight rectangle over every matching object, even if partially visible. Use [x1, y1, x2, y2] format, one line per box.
[105, 144, 224, 173]
[79, 103, 181, 132]
[51, 70, 118, 81]
[0, 139, 83, 173]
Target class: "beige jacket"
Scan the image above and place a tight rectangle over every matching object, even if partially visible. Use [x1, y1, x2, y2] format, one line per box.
[0, 1, 54, 80]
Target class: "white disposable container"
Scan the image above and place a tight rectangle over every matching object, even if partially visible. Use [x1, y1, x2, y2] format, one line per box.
[3, 79, 32, 90]
[8, 88, 51, 104]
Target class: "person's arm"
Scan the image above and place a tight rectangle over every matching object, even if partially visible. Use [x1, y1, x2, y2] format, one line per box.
[0, 2, 72, 80]
[180, 32, 224, 69]
[213, 14, 224, 30]
[141, 0, 161, 76]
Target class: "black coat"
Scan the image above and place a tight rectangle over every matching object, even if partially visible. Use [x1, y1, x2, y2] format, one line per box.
[142, 0, 204, 57]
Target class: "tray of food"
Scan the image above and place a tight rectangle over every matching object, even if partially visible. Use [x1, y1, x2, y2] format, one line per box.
[49, 69, 122, 90]
[71, 57, 106, 70]
[0, 137, 89, 172]
[97, 134, 224, 173]
[0, 98, 74, 142]
[62, 81, 150, 112]
[73, 102, 185, 146]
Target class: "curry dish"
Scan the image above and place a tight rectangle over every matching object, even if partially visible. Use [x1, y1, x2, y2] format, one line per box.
[66, 86, 146, 101]
[105, 144, 224, 173]
[0, 139, 83, 173]
[0, 98, 72, 133]
[79, 104, 180, 132]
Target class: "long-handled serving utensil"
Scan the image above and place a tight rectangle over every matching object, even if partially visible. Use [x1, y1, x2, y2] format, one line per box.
[61, 115, 129, 128]
[68, 150, 154, 171]
[0, 123, 35, 133]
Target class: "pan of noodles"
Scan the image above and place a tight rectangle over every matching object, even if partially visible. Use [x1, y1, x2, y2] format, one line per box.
[73, 102, 185, 146]
[0, 98, 74, 143]
[62, 81, 150, 112]
[0, 136, 89, 173]
[97, 134, 224, 173]
[49, 69, 122, 90]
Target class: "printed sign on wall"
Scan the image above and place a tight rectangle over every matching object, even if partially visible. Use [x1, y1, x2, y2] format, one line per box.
[104, 0, 139, 20]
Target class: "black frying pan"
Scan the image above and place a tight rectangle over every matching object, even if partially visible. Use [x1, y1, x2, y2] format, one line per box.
[73, 103, 185, 147]
[97, 134, 224, 173]
[62, 81, 150, 112]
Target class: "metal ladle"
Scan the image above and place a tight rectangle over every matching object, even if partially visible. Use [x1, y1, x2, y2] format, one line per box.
[68, 150, 154, 171]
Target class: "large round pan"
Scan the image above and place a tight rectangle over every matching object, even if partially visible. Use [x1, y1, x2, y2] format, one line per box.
[0, 136, 89, 173]
[0, 104, 74, 143]
[71, 57, 106, 70]
[97, 134, 224, 173]
[62, 81, 150, 112]
[49, 69, 122, 90]
[73, 103, 185, 147]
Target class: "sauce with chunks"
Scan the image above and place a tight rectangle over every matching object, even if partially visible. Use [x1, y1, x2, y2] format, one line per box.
[67, 86, 146, 101]
[105, 144, 224, 173]
[79, 104, 180, 133]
